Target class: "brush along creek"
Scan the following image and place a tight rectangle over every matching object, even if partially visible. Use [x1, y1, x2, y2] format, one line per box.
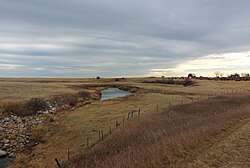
[0, 87, 131, 167]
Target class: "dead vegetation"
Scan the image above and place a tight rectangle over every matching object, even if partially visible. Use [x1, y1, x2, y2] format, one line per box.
[63, 94, 250, 168]
[0, 90, 101, 117]
[143, 78, 194, 86]
[2, 78, 250, 167]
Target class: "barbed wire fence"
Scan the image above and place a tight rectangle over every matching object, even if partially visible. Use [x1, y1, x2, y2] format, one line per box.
[54, 87, 250, 167]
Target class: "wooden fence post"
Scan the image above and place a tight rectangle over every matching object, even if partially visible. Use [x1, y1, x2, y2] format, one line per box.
[101, 131, 104, 141]
[116, 121, 119, 128]
[109, 126, 112, 134]
[55, 158, 62, 168]
[138, 109, 141, 116]
[123, 115, 125, 125]
[67, 149, 70, 161]
[86, 138, 89, 149]
[156, 104, 159, 111]
[99, 131, 101, 141]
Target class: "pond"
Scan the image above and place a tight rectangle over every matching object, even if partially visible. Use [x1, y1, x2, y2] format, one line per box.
[0, 157, 9, 168]
[101, 88, 131, 101]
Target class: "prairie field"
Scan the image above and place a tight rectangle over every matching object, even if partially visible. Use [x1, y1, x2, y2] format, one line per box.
[0, 77, 249, 168]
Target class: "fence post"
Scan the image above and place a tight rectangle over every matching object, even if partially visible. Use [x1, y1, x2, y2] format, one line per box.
[55, 158, 62, 168]
[123, 115, 125, 125]
[109, 126, 111, 134]
[67, 149, 69, 161]
[116, 121, 119, 128]
[86, 138, 89, 149]
[101, 131, 104, 141]
[99, 131, 101, 141]
[127, 112, 130, 120]
[138, 109, 141, 116]
[156, 104, 159, 111]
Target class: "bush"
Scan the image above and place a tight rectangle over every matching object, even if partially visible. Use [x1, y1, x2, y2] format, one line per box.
[25, 98, 48, 113]
[2, 101, 24, 115]
[183, 78, 193, 86]
[77, 91, 91, 98]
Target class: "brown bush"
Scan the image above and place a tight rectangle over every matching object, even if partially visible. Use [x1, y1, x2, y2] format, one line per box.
[143, 79, 194, 86]
[1, 101, 24, 115]
[77, 90, 91, 99]
[183, 78, 193, 86]
[25, 98, 48, 113]
[1, 98, 48, 116]
[53, 94, 78, 107]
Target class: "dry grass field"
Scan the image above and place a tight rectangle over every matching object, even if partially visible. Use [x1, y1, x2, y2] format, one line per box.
[64, 94, 250, 168]
[0, 78, 249, 168]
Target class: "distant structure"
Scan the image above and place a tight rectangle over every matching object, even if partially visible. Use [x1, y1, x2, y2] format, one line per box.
[229, 73, 240, 79]
[188, 73, 196, 79]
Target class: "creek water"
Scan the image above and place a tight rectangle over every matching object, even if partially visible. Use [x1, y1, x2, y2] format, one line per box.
[0, 88, 130, 168]
[0, 157, 9, 168]
[101, 88, 130, 101]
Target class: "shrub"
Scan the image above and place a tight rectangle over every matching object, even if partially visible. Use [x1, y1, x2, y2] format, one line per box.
[77, 91, 91, 99]
[2, 101, 24, 115]
[96, 76, 101, 79]
[183, 78, 193, 86]
[25, 98, 48, 113]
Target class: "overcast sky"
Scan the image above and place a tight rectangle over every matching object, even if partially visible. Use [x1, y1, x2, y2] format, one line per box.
[1, 0, 250, 77]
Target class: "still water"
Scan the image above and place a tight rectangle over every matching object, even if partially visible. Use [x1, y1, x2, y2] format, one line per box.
[101, 88, 130, 101]
[0, 157, 9, 168]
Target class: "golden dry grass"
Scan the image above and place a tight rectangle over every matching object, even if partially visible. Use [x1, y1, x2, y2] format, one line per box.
[4, 78, 250, 167]
[64, 94, 250, 168]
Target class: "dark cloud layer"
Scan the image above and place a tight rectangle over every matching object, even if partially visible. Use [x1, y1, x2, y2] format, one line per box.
[0, 0, 250, 77]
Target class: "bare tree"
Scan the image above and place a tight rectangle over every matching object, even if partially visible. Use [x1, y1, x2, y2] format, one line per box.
[241, 73, 250, 77]
[214, 71, 220, 78]
[220, 72, 224, 77]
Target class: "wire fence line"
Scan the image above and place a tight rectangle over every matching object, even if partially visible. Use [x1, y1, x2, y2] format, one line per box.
[54, 87, 250, 167]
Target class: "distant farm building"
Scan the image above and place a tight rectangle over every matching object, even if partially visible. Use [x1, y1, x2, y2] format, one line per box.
[229, 73, 240, 79]
[188, 73, 196, 79]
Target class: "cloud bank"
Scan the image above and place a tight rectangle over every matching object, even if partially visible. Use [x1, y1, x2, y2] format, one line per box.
[0, 0, 250, 77]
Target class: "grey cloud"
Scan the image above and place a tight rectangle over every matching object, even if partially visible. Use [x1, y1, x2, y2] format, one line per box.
[0, 0, 250, 77]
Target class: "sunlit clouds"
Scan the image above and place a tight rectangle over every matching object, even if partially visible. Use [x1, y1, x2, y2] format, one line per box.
[150, 51, 250, 77]
[0, 0, 250, 77]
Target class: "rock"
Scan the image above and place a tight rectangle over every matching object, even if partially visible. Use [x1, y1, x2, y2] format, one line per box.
[4, 117, 10, 122]
[16, 118, 22, 123]
[8, 152, 15, 158]
[3, 139, 10, 144]
[13, 116, 18, 121]
[3, 144, 10, 149]
[0, 149, 7, 157]
[0, 127, 4, 132]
